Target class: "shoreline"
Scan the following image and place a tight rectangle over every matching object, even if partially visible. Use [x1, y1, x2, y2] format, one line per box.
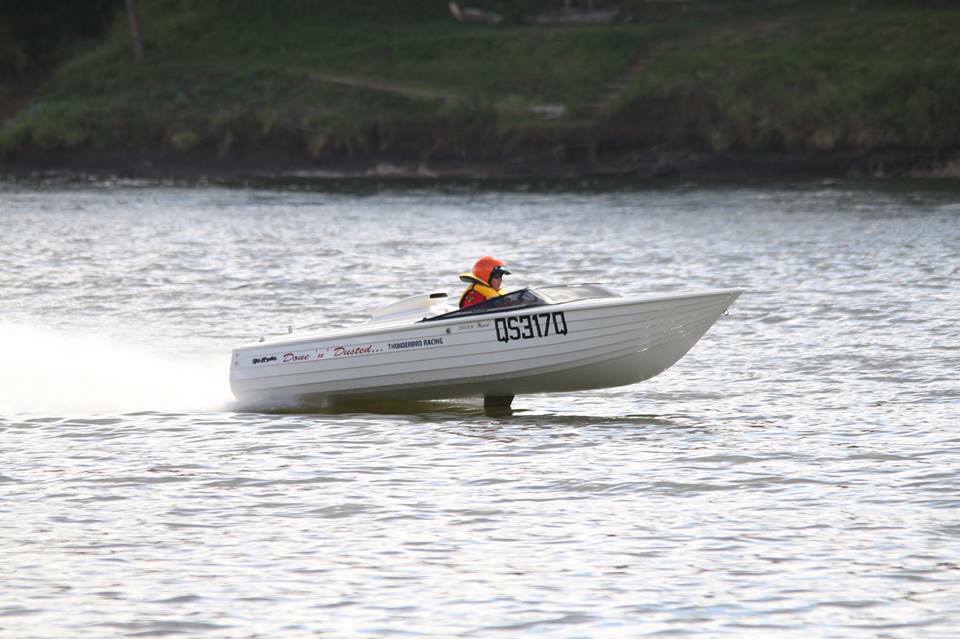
[4, 2, 960, 188]
[3, 148, 959, 182]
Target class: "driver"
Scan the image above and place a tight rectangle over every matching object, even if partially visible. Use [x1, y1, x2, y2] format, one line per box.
[459, 256, 510, 308]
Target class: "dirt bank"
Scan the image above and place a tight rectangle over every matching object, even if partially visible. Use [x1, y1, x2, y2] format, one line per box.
[3, 146, 957, 182]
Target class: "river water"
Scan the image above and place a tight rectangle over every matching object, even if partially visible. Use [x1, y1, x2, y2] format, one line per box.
[1, 177, 958, 638]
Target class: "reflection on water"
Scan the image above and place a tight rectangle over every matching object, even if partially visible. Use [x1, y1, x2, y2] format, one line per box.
[250, 397, 496, 416]
[1, 177, 959, 638]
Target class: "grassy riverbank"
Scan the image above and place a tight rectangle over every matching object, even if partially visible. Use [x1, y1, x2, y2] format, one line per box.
[2, 0, 960, 177]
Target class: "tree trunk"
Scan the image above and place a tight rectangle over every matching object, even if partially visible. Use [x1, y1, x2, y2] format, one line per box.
[125, 0, 144, 64]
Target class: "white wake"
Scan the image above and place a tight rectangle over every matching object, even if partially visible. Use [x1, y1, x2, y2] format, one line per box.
[0, 323, 233, 416]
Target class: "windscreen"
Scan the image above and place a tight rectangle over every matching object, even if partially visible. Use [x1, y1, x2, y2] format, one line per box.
[533, 284, 620, 304]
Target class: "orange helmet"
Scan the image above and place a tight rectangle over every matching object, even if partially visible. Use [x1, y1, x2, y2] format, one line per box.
[472, 256, 510, 284]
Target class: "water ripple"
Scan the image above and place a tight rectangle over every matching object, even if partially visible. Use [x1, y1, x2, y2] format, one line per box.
[1, 179, 959, 637]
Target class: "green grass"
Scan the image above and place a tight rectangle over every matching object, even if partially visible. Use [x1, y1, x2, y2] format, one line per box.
[612, 3, 960, 151]
[3, 0, 960, 158]
[1, 0, 647, 155]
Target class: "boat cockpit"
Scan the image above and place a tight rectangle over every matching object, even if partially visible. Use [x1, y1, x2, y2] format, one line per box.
[423, 284, 619, 322]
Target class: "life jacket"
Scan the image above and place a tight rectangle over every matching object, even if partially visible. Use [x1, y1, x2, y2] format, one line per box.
[458, 273, 504, 308]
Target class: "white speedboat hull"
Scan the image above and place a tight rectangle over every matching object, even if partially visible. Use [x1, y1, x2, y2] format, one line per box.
[230, 287, 741, 407]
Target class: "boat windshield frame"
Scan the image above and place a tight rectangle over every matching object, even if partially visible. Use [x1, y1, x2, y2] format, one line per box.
[421, 284, 619, 322]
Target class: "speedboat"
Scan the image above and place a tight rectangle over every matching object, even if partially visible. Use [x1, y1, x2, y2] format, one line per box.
[230, 285, 741, 408]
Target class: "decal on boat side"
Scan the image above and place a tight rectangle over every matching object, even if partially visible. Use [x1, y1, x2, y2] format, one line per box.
[251, 351, 318, 366]
[455, 321, 489, 332]
[247, 335, 447, 367]
[333, 344, 382, 357]
[494, 312, 568, 344]
[387, 337, 444, 350]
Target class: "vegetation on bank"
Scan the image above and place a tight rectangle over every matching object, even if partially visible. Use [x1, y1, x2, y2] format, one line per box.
[613, 3, 960, 153]
[2, 0, 960, 167]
